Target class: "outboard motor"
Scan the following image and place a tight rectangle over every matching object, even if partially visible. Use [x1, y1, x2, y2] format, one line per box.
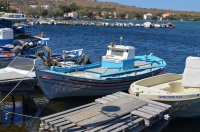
[77, 54, 91, 65]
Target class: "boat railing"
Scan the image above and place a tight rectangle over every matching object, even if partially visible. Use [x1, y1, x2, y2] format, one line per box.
[100, 65, 164, 77]
[144, 55, 164, 64]
[63, 49, 83, 58]
[50, 63, 100, 73]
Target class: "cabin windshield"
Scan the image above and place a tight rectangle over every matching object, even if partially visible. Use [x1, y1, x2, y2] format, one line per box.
[111, 50, 124, 57]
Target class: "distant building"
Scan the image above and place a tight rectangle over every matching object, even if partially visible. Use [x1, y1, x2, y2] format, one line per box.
[143, 13, 153, 20]
[113, 12, 117, 19]
[29, 5, 50, 9]
[101, 11, 108, 16]
[162, 13, 176, 18]
[64, 12, 78, 19]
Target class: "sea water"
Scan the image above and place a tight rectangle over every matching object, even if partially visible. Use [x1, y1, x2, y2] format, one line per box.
[2, 20, 200, 131]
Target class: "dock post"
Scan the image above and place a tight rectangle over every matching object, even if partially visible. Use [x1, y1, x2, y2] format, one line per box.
[11, 95, 15, 124]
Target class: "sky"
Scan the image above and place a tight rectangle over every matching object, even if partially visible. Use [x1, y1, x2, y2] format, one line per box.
[100, 0, 200, 12]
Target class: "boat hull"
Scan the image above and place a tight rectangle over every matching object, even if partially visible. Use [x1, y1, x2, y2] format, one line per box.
[35, 60, 164, 99]
[129, 89, 200, 118]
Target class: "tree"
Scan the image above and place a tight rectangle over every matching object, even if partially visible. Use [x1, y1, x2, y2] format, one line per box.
[135, 12, 143, 20]
[118, 13, 126, 19]
[0, 0, 7, 11]
[41, 9, 48, 17]
[69, 3, 80, 11]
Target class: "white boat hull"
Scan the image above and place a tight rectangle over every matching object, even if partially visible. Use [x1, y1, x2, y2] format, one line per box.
[35, 59, 164, 99]
[36, 69, 140, 99]
[129, 73, 200, 118]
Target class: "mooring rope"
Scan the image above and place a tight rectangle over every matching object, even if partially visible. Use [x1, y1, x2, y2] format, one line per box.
[1, 108, 40, 119]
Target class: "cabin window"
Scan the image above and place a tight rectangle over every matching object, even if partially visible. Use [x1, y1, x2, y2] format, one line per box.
[111, 50, 124, 57]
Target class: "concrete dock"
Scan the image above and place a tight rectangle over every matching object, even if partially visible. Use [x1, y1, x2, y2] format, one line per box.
[39, 92, 171, 132]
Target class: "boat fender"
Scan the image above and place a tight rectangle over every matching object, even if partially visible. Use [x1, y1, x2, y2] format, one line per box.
[36, 46, 53, 66]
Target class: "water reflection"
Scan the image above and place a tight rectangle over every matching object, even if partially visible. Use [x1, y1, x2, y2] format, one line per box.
[0, 88, 98, 131]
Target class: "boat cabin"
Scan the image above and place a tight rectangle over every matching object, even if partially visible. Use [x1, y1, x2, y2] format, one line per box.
[102, 45, 135, 70]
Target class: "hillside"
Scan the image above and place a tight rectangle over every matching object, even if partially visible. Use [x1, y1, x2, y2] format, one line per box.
[8, 0, 200, 16]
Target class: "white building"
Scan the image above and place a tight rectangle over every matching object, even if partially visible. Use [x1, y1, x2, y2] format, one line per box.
[67, 12, 78, 19]
[30, 5, 50, 9]
[1, 13, 25, 18]
[143, 13, 153, 20]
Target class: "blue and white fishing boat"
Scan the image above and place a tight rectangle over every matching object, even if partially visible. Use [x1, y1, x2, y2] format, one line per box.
[0, 28, 49, 63]
[35, 43, 166, 99]
[0, 13, 27, 34]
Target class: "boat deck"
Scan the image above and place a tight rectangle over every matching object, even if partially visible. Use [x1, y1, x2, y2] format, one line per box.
[39, 92, 171, 132]
[67, 61, 157, 79]
[149, 80, 200, 94]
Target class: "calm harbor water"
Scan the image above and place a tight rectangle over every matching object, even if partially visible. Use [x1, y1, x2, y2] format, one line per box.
[1, 20, 200, 131]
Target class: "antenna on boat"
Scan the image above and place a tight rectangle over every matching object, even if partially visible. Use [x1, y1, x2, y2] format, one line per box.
[63, 50, 66, 69]
[120, 36, 123, 45]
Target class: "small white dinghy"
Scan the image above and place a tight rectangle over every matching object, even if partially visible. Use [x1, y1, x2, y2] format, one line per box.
[129, 56, 200, 118]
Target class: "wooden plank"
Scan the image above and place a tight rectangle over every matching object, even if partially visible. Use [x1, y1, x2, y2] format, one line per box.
[44, 103, 99, 125]
[49, 118, 65, 127]
[142, 106, 163, 113]
[54, 121, 72, 130]
[111, 118, 144, 132]
[102, 96, 114, 101]
[113, 92, 126, 97]
[87, 114, 132, 132]
[148, 103, 168, 111]
[64, 126, 85, 132]
[131, 110, 156, 126]
[64, 104, 105, 123]
[103, 116, 140, 132]
[59, 123, 76, 132]
[39, 92, 171, 132]
[65, 97, 135, 123]
[99, 116, 136, 132]
[40, 123, 45, 128]
[76, 98, 147, 128]
[131, 110, 154, 119]
[41, 102, 95, 122]
[137, 108, 158, 115]
[39, 128, 44, 132]
[106, 94, 120, 100]
[95, 98, 109, 104]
